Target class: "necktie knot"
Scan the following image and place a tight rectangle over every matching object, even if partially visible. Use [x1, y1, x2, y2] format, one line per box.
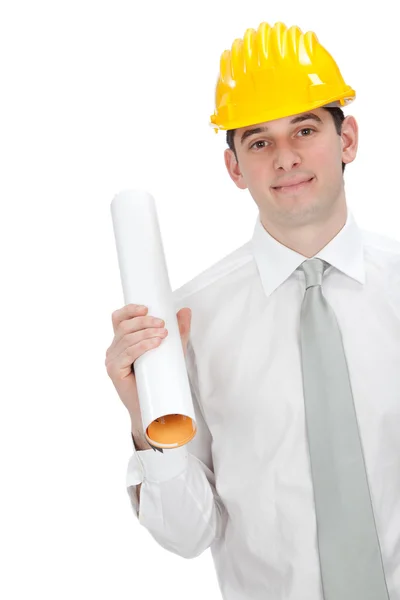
[299, 258, 329, 290]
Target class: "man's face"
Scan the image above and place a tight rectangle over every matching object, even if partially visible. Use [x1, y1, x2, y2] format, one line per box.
[224, 107, 358, 225]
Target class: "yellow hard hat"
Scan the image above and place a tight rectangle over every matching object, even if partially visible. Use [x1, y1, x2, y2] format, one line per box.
[209, 21, 356, 133]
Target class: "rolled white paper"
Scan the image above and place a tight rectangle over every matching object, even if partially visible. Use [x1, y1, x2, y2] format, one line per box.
[110, 189, 197, 449]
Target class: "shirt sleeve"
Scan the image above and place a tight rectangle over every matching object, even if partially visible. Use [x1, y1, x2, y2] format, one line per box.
[126, 336, 228, 559]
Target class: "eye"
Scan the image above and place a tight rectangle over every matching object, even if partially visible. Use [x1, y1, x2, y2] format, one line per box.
[298, 128, 315, 136]
[249, 140, 268, 150]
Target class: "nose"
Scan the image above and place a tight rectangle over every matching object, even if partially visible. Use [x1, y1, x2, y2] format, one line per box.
[272, 147, 302, 172]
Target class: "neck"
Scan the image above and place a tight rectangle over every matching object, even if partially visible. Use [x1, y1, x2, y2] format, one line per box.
[259, 201, 348, 258]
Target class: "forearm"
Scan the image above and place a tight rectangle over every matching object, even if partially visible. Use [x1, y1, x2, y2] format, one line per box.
[126, 434, 227, 558]
[132, 452, 226, 558]
[131, 428, 153, 451]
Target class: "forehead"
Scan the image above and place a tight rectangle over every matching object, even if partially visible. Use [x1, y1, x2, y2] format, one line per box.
[236, 109, 326, 135]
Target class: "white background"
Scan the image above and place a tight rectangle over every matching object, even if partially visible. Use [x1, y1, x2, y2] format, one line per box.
[1, 1, 399, 598]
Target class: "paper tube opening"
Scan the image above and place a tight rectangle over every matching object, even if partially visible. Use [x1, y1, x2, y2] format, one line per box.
[145, 413, 197, 449]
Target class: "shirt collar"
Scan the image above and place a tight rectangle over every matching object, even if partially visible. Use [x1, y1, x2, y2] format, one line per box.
[251, 207, 366, 297]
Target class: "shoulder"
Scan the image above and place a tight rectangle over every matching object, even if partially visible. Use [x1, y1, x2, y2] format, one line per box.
[361, 226, 400, 255]
[361, 227, 400, 290]
[172, 240, 254, 309]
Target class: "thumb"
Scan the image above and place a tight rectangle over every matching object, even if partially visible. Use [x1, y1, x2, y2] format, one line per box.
[177, 308, 192, 354]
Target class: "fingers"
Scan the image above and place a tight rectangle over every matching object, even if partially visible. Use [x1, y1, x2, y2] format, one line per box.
[107, 326, 168, 364]
[107, 304, 191, 381]
[111, 304, 148, 334]
[106, 335, 164, 379]
[112, 304, 165, 344]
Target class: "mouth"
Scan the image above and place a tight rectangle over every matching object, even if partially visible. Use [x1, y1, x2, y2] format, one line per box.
[273, 177, 315, 193]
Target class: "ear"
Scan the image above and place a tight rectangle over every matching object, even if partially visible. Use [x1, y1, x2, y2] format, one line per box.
[224, 148, 248, 190]
[340, 115, 358, 166]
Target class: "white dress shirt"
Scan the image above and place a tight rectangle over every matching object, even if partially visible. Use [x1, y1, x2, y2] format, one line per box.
[126, 207, 400, 599]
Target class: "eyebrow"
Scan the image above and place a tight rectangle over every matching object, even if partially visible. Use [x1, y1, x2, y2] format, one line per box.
[240, 112, 323, 145]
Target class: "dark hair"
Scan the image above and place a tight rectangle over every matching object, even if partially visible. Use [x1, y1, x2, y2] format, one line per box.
[226, 106, 346, 173]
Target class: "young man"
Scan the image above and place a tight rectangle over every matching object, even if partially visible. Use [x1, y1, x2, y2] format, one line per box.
[109, 21, 400, 600]
[224, 105, 357, 259]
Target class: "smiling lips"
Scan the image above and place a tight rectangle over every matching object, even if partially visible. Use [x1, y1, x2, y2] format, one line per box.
[273, 177, 314, 192]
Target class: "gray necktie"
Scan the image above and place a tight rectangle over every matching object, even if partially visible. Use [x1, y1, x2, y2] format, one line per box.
[298, 258, 389, 599]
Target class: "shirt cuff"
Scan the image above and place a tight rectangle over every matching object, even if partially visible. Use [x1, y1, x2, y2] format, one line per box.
[126, 444, 189, 487]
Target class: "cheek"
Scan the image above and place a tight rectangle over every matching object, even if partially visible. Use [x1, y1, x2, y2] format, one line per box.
[245, 160, 273, 185]
[310, 140, 341, 170]
[310, 148, 343, 192]
[309, 144, 329, 167]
